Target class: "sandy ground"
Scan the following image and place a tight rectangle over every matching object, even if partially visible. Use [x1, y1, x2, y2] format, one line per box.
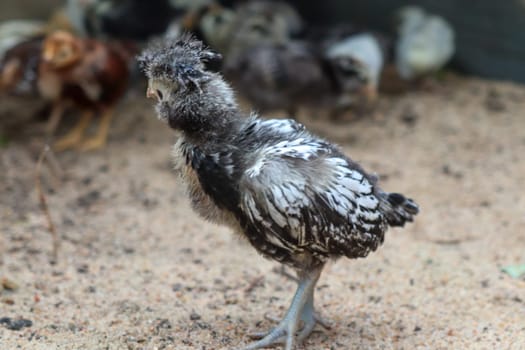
[1, 76, 525, 350]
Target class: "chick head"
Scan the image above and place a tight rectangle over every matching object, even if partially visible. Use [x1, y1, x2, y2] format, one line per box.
[138, 34, 235, 133]
[41, 30, 83, 68]
[326, 33, 384, 101]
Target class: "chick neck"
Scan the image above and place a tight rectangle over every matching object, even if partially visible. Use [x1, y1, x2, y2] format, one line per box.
[173, 78, 245, 149]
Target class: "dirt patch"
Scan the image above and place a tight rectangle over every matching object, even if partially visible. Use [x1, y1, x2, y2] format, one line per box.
[1, 76, 525, 349]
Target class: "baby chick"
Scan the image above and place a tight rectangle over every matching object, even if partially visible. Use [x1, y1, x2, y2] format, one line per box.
[66, 0, 176, 40]
[139, 34, 419, 350]
[0, 36, 47, 133]
[38, 31, 131, 151]
[234, 0, 303, 38]
[197, 4, 236, 54]
[0, 20, 46, 61]
[394, 6, 455, 79]
[225, 32, 385, 118]
[324, 33, 385, 105]
[224, 0, 303, 63]
[224, 40, 330, 116]
[0, 20, 46, 96]
[0, 36, 43, 96]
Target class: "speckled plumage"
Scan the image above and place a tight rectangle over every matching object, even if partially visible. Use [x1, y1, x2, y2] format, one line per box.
[139, 35, 419, 349]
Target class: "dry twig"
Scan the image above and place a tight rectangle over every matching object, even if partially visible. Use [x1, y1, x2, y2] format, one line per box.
[244, 275, 265, 295]
[35, 145, 59, 264]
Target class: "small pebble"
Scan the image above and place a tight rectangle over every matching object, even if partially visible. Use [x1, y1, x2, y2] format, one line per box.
[1, 277, 19, 291]
[0, 317, 33, 330]
[76, 264, 89, 274]
[2, 298, 15, 305]
[156, 318, 172, 329]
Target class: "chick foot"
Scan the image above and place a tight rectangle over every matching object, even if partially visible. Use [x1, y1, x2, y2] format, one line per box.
[53, 111, 92, 151]
[54, 132, 83, 151]
[77, 108, 113, 151]
[247, 294, 330, 347]
[77, 135, 106, 151]
[240, 267, 323, 350]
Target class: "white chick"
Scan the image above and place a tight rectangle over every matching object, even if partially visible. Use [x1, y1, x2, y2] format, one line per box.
[395, 6, 455, 79]
[325, 33, 385, 103]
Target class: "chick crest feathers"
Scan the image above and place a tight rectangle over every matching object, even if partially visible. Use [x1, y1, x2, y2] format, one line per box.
[137, 34, 221, 89]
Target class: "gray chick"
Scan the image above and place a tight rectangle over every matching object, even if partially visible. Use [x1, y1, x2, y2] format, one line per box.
[138, 34, 419, 350]
[198, 4, 236, 54]
[224, 0, 303, 63]
[225, 32, 385, 118]
[234, 0, 303, 37]
[394, 6, 455, 79]
[224, 40, 330, 117]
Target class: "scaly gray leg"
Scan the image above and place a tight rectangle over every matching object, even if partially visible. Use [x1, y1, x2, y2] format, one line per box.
[240, 266, 323, 350]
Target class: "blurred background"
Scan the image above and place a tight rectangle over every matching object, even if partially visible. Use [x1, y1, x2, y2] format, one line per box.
[2, 0, 524, 82]
[2, 0, 524, 146]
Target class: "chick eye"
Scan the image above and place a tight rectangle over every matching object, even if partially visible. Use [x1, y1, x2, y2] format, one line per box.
[59, 48, 71, 58]
[251, 23, 269, 36]
[214, 15, 224, 25]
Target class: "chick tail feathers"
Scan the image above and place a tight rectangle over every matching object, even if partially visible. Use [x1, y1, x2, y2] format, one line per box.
[379, 192, 419, 227]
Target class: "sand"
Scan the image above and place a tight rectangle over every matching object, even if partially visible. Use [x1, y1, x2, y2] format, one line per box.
[1, 76, 524, 349]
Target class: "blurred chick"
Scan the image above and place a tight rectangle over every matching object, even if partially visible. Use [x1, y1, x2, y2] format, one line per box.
[394, 6, 455, 80]
[324, 33, 385, 105]
[0, 20, 46, 60]
[38, 31, 131, 151]
[234, 0, 303, 37]
[163, 1, 232, 50]
[197, 4, 236, 54]
[0, 36, 43, 96]
[226, 32, 385, 118]
[225, 40, 330, 116]
[67, 0, 176, 40]
[0, 18, 81, 131]
[0, 36, 47, 132]
[224, 0, 303, 64]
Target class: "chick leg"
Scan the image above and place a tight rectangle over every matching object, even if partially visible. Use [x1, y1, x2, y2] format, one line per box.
[78, 108, 113, 151]
[54, 110, 93, 151]
[241, 266, 323, 350]
[45, 101, 65, 137]
[295, 284, 331, 343]
[363, 83, 378, 104]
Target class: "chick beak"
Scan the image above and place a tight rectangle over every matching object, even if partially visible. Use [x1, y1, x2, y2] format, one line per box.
[146, 86, 157, 100]
[362, 84, 378, 103]
[42, 47, 54, 62]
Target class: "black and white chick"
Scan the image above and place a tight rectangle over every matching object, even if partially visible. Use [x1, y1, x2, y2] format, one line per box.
[138, 35, 419, 350]
[224, 32, 385, 118]
[324, 32, 386, 106]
